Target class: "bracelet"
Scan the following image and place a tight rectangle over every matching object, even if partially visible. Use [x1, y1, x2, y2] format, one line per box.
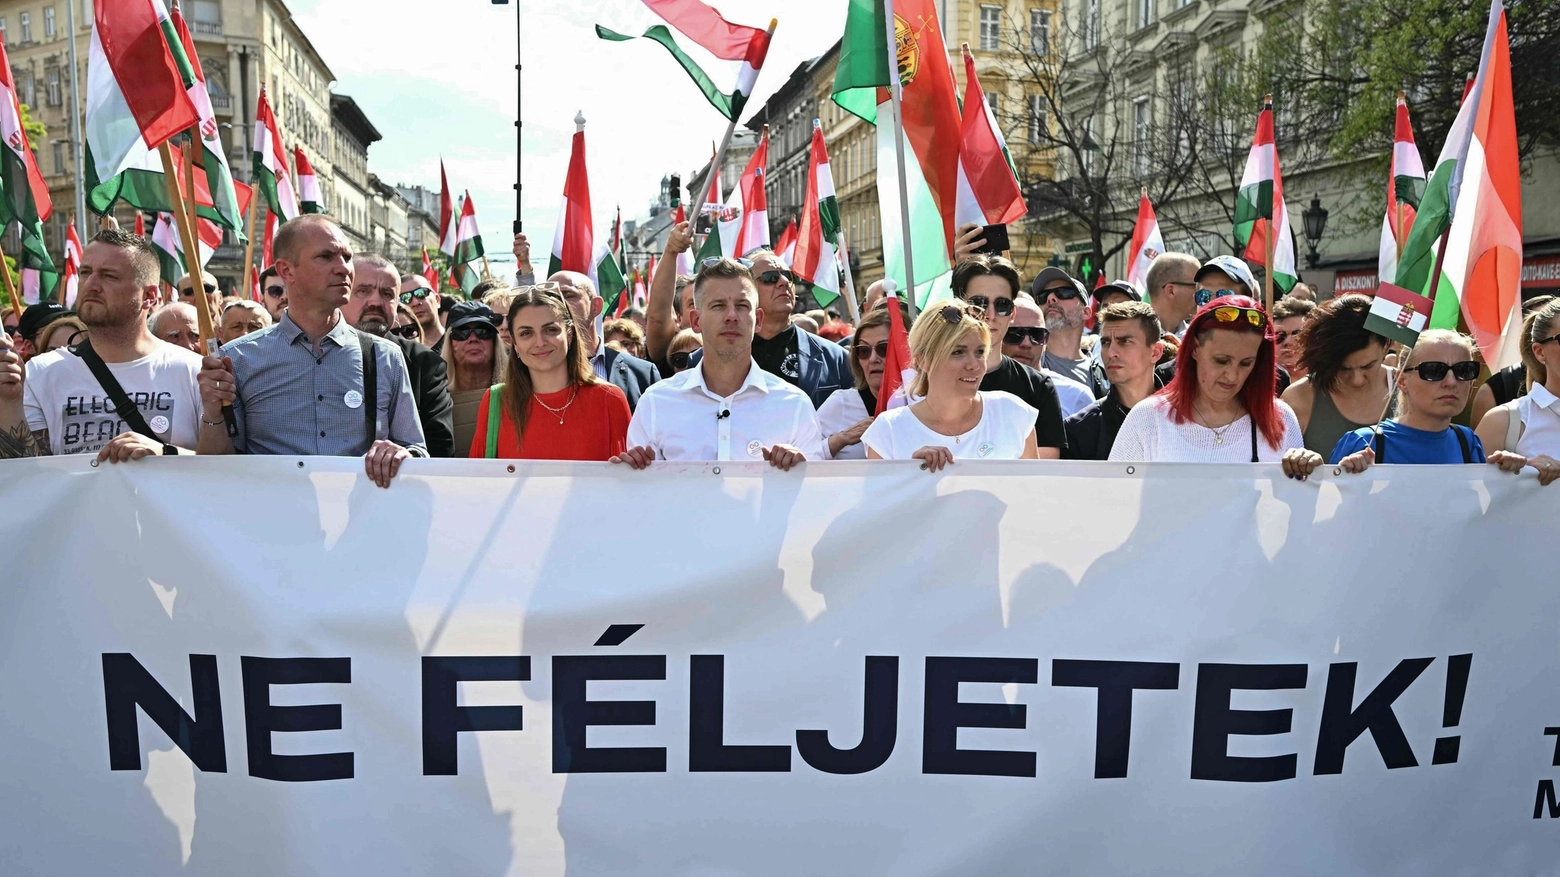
[200, 415, 225, 427]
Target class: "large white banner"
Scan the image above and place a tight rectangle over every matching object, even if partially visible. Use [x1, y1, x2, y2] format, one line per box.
[2, 456, 1559, 875]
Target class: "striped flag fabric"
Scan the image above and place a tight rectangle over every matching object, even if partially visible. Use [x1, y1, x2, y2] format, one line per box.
[438, 160, 455, 259]
[875, 282, 915, 416]
[453, 191, 485, 267]
[0, 36, 57, 304]
[295, 148, 322, 214]
[548, 114, 628, 312]
[1364, 281, 1434, 347]
[953, 45, 1025, 229]
[151, 211, 218, 286]
[252, 88, 298, 220]
[1126, 189, 1164, 289]
[422, 247, 437, 291]
[793, 121, 843, 306]
[1377, 94, 1425, 288]
[62, 222, 83, 308]
[715, 127, 769, 258]
[775, 217, 798, 267]
[83, 0, 199, 188]
[673, 203, 694, 276]
[134, 211, 145, 237]
[1233, 97, 1298, 295]
[597, 0, 772, 121]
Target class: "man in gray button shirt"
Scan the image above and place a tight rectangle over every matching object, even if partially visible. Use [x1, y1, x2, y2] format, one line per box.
[198, 215, 427, 487]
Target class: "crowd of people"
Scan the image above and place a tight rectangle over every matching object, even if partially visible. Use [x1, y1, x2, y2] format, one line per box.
[1, 214, 1556, 490]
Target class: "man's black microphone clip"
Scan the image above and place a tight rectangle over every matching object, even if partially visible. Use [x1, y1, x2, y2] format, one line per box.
[716, 409, 731, 420]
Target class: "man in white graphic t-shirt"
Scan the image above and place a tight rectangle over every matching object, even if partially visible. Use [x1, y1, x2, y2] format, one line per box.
[0, 229, 204, 462]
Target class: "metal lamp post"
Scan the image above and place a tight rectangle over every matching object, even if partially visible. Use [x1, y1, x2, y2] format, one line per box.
[1302, 194, 1329, 269]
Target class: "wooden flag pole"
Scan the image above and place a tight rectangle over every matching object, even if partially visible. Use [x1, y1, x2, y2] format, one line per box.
[240, 195, 260, 301]
[481, 254, 492, 280]
[157, 143, 217, 349]
[0, 241, 23, 327]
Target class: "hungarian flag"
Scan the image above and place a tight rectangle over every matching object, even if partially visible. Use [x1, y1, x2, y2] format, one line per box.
[548, 115, 629, 312]
[438, 160, 456, 259]
[833, 0, 960, 306]
[83, 0, 199, 191]
[252, 88, 298, 220]
[775, 217, 798, 267]
[1126, 189, 1164, 289]
[1364, 281, 1434, 347]
[422, 247, 437, 290]
[1377, 94, 1425, 288]
[715, 127, 769, 257]
[673, 203, 694, 276]
[134, 211, 145, 236]
[295, 147, 322, 214]
[454, 190, 485, 268]
[0, 38, 56, 304]
[793, 121, 844, 306]
[953, 45, 1025, 229]
[1233, 97, 1297, 295]
[875, 281, 915, 415]
[1398, 0, 1523, 366]
[597, 0, 772, 121]
[62, 221, 83, 308]
[261, 208, 275, 267]
[151, 211, 218, 286]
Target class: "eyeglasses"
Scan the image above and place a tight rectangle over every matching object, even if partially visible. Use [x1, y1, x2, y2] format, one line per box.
[756, 269, 796, 286]
[701, 257, 754, 269]
[450, 324, 498, 343]
[1211, 306, 1267, 328]
[669, 350, 696, 370]
[854, 340, 890, 361]
[1404, 360, 1480, 382]
[963, 294, 1014, 317]
[1195, 287, 1238, 307]
[400, 288, 434, 304]
[1039, 285, 1082, 302]
[389, 324, 422, 340]
[179, 284, 218, 296]
[939, 304, 982, 325]
[1004, 327, 1050, 346]
[264, 285, 286, 299]
[1275, 329, 1300, 345]
[1535, 333, 1560, 347]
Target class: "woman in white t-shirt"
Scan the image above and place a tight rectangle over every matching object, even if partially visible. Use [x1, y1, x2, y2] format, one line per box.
[1109, 296, 1322, 480]
[1475, 298, 1560, 484]
[863, 299, 1038, 471]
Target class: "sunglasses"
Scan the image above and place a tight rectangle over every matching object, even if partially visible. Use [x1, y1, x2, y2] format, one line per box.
[1039, 284, 1082, 302]
[1535, 333, 1560, 347]
[400, 288, 434, 304]
[264, 285, 286, 299]
[669, 350, 696, 370]
[1404, 360, 1480, 382]
[1004, 327, 1050, 346]
[1275, 329, 1300, 345]
[179, 284, 218, 296]
[1195, 287, 1238, 307]
[963, 294, 1014, 317]
[1211, 306, 1267, 328]
[450, 324, 498, 343]
[854, 340, 890, 361]
[701, 257, 754, 269]
[389, 324, 421, 340]
[939, 304, 983, 325]
[757, 269, 795, 286]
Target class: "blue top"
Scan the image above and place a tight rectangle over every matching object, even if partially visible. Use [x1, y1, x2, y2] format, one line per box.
[1329, 420, 1487, 465]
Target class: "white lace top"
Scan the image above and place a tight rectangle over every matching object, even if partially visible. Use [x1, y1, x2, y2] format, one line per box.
[1108, 395, 1305, 463]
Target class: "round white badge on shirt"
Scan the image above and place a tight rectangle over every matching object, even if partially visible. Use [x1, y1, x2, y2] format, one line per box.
[344, 390, 364, 409]
[747, 440, 763, 458]
[978, 442, 995, 458]
[149, 415, 170, 434]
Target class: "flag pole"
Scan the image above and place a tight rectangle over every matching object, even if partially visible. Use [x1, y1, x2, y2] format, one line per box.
[159, 143, 216, 345]
[882, 0, 918, 318]
[688, 21, 777, 254]
[481, 254, 493, 280]
[837, 231, 861, 324]
[240, 195, 259, 302]
[0, 240, 22, 326]
[1262, 94, 1275, 312]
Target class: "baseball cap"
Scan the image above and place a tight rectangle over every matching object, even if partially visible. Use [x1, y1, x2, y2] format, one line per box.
[1030, 267, 1087, 300]
[17, 302, 68, 341]
[1194, 256, 1259, 298]
[445, 301, 500, 332]
[1094, 280, 1143, 303]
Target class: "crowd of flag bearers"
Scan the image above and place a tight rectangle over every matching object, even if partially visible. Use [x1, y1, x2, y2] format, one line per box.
[0, 0, 1556, 493]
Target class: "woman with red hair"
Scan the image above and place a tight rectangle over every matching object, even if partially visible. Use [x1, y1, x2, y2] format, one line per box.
[1110, 296, 1322, 477]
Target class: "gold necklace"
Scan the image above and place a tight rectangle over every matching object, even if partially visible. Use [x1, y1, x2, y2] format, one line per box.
[534, 386, 579, 425]
[1193, 401, 1239, 446]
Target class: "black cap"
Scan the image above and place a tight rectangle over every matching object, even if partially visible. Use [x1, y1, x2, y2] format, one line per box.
[1031, 267, 1087, 300]
[1094, 280, 1143, 303]
[445, 301, 500, 332]
[17, 302, 68, 341]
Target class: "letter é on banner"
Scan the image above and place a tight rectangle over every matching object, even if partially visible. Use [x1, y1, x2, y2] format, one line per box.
[102, 653, 227, 772]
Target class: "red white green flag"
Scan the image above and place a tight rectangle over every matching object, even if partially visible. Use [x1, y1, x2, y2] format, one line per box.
[715, 127, 769, 257]
[1233, 98, 1298, 294]
[62, 222, 83, 308]
[775, 217, 798, 268]
[438, 160, 456, 259]
[151, 211, 218, 286]
[597, 0, 773, 121]
[453, 190, 485, 267]
[875, 281, 915, 415]
[83, 0, 198, 188]
[1364, 281, 1434, 347]
[953, 45, 1025, 229]
[1126, 189, 1164, 289]
[1377, 95, 1425, 287]
[548, 115, 628, 311]
[295, 147, 322, 214]
[0, 36, 57, 303]
[252, 88, 298, 220]
[422, 247, 437, 290]
[793, 121, 843, 306]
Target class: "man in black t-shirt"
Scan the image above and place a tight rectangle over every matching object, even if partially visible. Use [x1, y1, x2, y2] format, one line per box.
[951, 255, 1067, 456]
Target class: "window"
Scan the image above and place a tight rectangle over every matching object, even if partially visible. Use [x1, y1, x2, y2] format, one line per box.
[985, 90, 1001, 116]
[1136, 0, 1156, 29]
[1029, 9, 1050, 54]
[1, 18, 8, 44]
[1084, 0, 1099, 50]
[44, 7, 55, 38]
[19, 12, 30, 42]
[46, 68, 60, 106]
[81, 0, 92, 22]
[51, 141, 64, 175]
[979, 5, 1001, 51]
[1028, 94, 1047, 143]
[20, 72, 34, 108]
[1132, 96, 1152, 176]
[193, 1, 222, 34]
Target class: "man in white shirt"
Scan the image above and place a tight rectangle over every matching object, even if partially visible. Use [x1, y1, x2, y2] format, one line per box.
[612, 257, 823, 470]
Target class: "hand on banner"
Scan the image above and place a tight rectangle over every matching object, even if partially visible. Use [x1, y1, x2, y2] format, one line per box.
[0, 328, 23, 405]
[953, 223, 986, 265]
[1528, 454, 1560, 486]
[827, 417, 874, 458]
[96, 432, 165, 464]
[198, 355, 237, 414]
[1281, 448, 1324, 481]
[665, 221, 693, 256]
[364, 440, 410, 488]
[1488, 450, 1552, 485]
[912, 445, 955, 472]
[1337, 445, 1375, 474]
[512, 233, 531, 270]
[610, 445, 656, 469]
[761, 444, 806, 471]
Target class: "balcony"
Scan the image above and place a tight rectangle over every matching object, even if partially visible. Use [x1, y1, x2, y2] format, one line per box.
[193, 21, 223, 37]
[208, 93, 232, 111]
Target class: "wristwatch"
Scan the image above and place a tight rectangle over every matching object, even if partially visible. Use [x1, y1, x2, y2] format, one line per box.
[162, 444, 180, 456]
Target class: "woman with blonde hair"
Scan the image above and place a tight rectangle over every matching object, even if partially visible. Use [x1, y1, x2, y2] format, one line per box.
[863, 298, 1038, 471]
[470, 284, 631, 459]
[34, 315, 87, 354]
[1474, 298, 1560, 484]
[441, 301, 508, 456]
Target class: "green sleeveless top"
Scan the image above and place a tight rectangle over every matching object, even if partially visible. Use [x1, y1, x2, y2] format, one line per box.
[1303, 382, 1397, 458]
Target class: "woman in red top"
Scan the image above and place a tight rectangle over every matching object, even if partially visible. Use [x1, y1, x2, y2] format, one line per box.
[470, 285, 632, 460]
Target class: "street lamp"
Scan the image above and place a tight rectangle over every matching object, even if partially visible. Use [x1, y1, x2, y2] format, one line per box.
[1302, 194, 1329, 269]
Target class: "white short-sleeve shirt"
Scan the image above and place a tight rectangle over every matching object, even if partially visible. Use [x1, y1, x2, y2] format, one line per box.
[22, 342, 204, 455]
[817, 387, 872, 460]
[861, 391, 1037, 460]
[1108, 395, 1305, 462]
[626, 359, 826, 461]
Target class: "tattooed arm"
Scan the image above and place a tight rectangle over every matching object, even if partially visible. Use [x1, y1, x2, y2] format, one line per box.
[0, 326, 43, 458]
[0, 423, 48, 458]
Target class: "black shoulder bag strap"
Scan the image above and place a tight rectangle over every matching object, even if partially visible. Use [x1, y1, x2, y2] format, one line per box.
[1452, 424, 1473, 464]
[75, 340, 160, 441]
[1249, 416, 1259, 463]
[1373, 426, 1387, 464]
[357, 330, 378, 442]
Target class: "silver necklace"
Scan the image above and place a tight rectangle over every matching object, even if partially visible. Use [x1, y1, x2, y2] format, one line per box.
[534, 386, 579, 425]
[1194, 402, 1239, 446]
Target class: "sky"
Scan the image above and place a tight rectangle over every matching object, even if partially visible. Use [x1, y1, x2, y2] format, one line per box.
[289, 0, 844, 269]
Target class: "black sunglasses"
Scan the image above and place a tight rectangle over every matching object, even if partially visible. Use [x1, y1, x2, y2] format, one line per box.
[264, 285, 286, 298]
[1004, 327, 1050, 346]
[701, 256, 754, 269]
[179, 284, 218, 296]
[854, 340, 890, 361]
[669, 350, 696, 370]
[400, 288, 434, 304]
[939, 304, 983, 324]
[450, 324, 498, 343]
[1405, 360, 1480, 382]
[389, 324, 421, 339]
[1039, 284, 1082, 302]
[1274, 329, 1301, 345]
[757, 269, 796, 285]
[964, 294, 1014, 317]
[1535, 333, 1560, 347]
